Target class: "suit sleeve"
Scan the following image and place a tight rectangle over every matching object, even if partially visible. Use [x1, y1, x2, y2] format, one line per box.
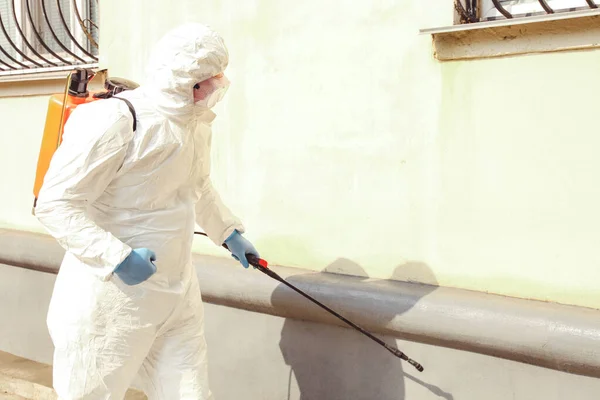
[35, 103, 134, 280]
[194, 128, 244, 245]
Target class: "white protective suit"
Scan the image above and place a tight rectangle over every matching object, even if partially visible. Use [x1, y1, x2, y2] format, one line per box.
[35, 23, 243, 400]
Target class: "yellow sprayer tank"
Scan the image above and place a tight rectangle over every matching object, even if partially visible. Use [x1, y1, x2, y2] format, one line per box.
[33, 90, 99, 200]
[33, 69, 139, 206]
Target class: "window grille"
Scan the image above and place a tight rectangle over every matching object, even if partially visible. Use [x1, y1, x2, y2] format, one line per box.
[0, 0, 98, 75]
[456, 0, 599, 23]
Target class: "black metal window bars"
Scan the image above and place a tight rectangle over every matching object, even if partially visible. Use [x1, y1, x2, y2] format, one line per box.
[456, 0, 599, 23]
[0, 0, 98, 74]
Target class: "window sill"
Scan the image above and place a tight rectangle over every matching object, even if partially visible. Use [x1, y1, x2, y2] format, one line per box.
[420, 9, 600, 61]
[0, 63, 101, 98]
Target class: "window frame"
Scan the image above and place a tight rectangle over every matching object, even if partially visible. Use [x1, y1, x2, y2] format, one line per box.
[0, 0, 98, 77]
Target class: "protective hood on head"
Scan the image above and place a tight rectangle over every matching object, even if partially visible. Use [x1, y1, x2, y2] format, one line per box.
[144, 23, 229, 122]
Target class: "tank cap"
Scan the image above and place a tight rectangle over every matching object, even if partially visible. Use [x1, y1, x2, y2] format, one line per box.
[68, 68, 95, 98]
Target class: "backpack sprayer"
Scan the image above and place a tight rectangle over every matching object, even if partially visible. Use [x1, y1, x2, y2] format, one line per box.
[194, 231, 424, 372]
[32, 68, 139, 209]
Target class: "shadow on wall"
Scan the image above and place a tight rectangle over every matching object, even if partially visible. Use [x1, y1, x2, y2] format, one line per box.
[271, 258, 454, 400]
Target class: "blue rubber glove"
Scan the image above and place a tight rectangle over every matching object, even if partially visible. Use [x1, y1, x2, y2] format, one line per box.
[224, 230, 259, 269]
[114, 248, 157, 285]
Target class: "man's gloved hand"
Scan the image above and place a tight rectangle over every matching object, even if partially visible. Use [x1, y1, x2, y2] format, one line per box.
[114, 248, 157, 285]
[224, 230, 259, 269]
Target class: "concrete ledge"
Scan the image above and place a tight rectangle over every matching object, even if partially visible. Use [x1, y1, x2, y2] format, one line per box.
[1, 228, 600, 378]
[0, 67, 104, 98]
[421, 10, 600, 61]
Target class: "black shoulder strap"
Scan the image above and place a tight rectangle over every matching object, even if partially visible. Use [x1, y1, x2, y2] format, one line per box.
[113, 97, 137, 132]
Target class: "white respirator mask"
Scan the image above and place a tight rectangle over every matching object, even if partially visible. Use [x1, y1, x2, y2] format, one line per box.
[193, 74, 230, 109]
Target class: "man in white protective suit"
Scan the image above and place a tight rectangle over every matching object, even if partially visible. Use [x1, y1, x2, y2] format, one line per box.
[35, 23, 259, 400]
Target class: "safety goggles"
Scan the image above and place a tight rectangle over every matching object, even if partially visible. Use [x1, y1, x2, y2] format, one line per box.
[194, 72, 225, 90]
